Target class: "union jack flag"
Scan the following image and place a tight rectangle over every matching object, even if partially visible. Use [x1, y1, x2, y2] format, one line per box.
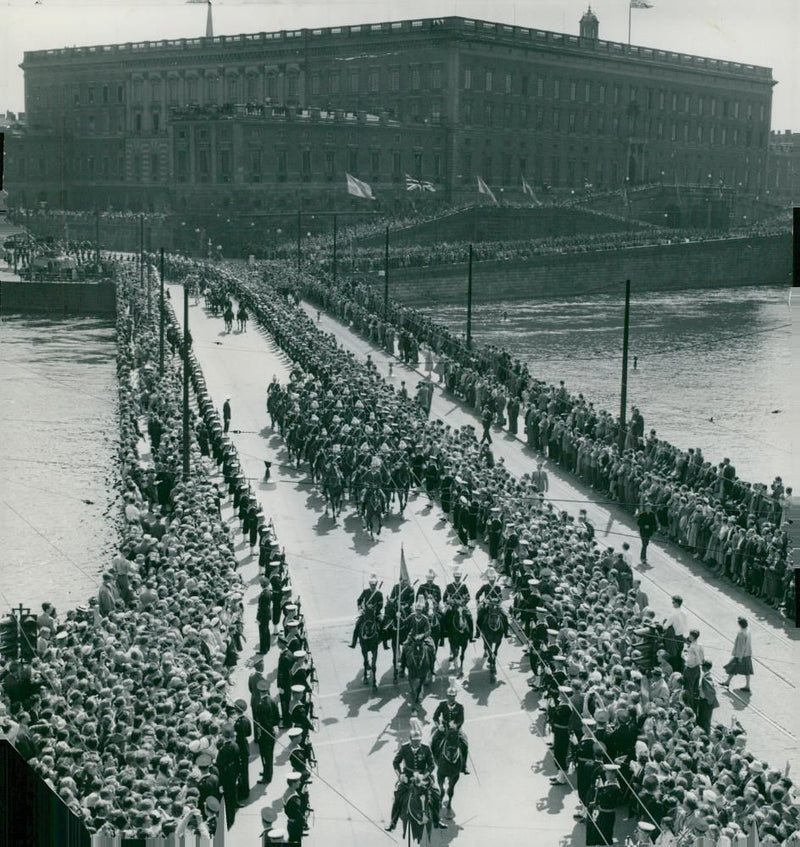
[405, 174, 436, 192]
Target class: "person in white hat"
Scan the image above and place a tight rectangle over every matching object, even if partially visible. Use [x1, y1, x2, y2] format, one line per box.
[586, 764, 623, 846]
[475, 567, 506, 649]
[432, 683, 469, 775]
[349, 574, 384, 649]
[416, 569, 442, 607]
[283, 772, 307, 844]
[386, 718, 447, 832]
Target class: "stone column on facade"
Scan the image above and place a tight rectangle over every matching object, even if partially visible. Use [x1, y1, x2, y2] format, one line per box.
[445, 48, 460, 203]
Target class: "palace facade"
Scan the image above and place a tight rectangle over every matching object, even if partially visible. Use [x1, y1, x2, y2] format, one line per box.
[6, 12, 776, 213]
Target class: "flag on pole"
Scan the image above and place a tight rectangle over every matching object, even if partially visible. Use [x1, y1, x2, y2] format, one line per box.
[521, 175, 540, 205]
[205, 0, 214, 38]
[346, 172, 375, 200]
[399, 545, 410, 584]
[405, 174, 435, 192]
[396, 544, 410, 662]
[477, 175, 499, 206]
[630, 0, 653, 7]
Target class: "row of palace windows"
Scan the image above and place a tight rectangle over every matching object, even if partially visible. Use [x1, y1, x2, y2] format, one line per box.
[460, 102, 766, 147]
[172, 146, 444, 184]
[461, 69, 767, 121]
[457, 150, 763, 189]
[31, 64, 448, 112]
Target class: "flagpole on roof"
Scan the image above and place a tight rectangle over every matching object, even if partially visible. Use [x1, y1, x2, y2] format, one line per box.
[206, 0, 213, 39]
[628, 0, 632, 45]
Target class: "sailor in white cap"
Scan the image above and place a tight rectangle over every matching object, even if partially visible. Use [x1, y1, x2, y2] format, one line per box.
[260, 807, 277, 846]
[289, 684, 313, 732]
[283, 772, 307, 844]
[586, 764, 623, 846]
[635, 821, 657, 845]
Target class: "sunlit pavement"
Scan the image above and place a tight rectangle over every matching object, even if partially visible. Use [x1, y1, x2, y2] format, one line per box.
[171, 282, 797, 846]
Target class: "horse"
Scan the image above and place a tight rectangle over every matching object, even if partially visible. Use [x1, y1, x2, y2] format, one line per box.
[422, 596, 444, 653]
[399, 773, 433, 845]
[479, 600, 508, 683]
[363, 486, 387, 538]
[322, 461, 344, 521]
[223, 305, 234, 333]
[401, 637, 433, 711]
[358, 607, 381, 690]
[383, 602, 412, 683]
[432, 726, 466, 814]
[391, 460, 412, 514]
[446, 602, 473, 678]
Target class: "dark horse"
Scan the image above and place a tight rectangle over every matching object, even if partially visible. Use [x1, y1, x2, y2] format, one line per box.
[363, 486, 387, 538]
[432, 726, 466, 815]
[391, 459, 412, 514]
[322, 460, 344, 521]
[401, 637, 434, 711]
[383, 602, 412, 683]
[399, 774, 433, 845]
[479, 600, 508, 683]
[358, 607, 381, 690]
[446, 602, 473, 678]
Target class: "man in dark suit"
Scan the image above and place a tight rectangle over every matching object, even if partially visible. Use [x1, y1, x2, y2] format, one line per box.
[254, 679, 281, 784]
[256, 577, 272, 654]
[215, 723, 241, 827]
[637, 503, 658, 563]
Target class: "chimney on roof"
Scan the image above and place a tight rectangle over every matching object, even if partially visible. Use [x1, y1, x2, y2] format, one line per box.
[206, 0, 214, 39]
[580, 6, 599, 40]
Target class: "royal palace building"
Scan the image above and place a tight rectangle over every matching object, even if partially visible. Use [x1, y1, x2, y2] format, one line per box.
[6, 11, 776, 213]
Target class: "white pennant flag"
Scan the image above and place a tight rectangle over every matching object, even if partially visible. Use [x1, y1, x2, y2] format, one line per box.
[346, 172, 375, 200]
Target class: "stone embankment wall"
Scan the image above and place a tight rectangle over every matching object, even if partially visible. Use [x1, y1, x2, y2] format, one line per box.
[387, 234, 791, 304]
[0, 281, 117, 315]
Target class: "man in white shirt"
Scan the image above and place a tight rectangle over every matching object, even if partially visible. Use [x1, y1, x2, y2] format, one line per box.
[682, 629, 704, 705]
[663, 595, 689, 671]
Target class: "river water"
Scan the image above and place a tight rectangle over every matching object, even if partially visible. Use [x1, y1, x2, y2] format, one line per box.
[0, 314, 118, 613]
[421, 285, 792, 488]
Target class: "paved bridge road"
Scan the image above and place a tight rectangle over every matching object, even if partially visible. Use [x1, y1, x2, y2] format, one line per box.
[172, 282, 798, 845]
[170, 285, 581, 846]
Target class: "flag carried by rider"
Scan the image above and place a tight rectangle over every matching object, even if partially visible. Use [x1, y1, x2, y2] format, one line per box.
[397, 545, 410, 656]
[346, 172, 375, 200]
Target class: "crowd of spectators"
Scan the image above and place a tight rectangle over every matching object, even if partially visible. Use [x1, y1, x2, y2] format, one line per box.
[0, 262, 313, 839]
[173, 256, 799, 845]
[295, 270, 793, 617]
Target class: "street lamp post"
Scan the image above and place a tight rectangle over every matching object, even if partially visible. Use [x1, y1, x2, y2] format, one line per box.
[159, 247, 165, 375]
[182, 282, 190, 478]
[332, 214, 337, 287]
[466, 244, 473, 350]
[383, 225, 389, 318]
[619, 279, 631, 444]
